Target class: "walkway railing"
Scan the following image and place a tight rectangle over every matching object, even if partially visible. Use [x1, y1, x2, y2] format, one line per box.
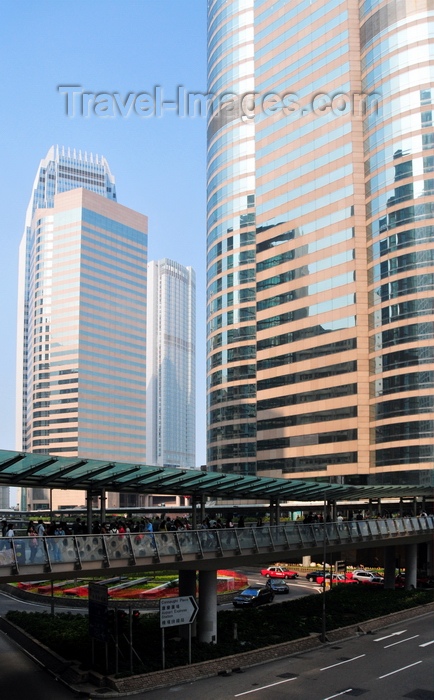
[0, 517, 432, 581]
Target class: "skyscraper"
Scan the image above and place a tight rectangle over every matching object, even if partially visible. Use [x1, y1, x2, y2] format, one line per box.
[16, 147, 148, 509]
[147, 259, 196, 470]
[206, 0, 434, 486]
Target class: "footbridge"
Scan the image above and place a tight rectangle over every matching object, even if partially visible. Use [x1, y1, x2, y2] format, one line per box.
[1, 516, 432, 583]
[2, 517, 433, 643]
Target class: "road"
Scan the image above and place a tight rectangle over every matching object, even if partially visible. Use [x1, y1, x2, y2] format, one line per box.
[131, 613, 434, 700]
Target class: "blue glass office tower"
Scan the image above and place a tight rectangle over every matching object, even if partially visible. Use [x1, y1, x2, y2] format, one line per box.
[206, 0, 434, 487]
[17, 147, 148, 508]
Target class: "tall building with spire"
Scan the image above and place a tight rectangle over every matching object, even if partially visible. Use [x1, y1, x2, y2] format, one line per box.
[146, 259, 196, 470]
[16, 147, 148, 509]
[206, 0, 434, 487]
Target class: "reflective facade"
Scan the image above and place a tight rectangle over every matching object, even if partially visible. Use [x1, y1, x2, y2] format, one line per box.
[17, 148, 148, 508]
[146, 259, 196, 469]
[206, 0, 434, 486]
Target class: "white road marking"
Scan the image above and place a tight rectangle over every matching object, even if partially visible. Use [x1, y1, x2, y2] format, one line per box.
[379, 660, 422, 679]
[323, 690, 353, 700]
[384, 635, 419, 648]
[420, 640, 434, 647]
[320, 654, 365, 671]
[234, 677, 297, 696]
[374, 630, 406, 642]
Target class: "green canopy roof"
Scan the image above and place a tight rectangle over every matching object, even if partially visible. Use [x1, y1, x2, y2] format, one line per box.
[0, 449, 432, 503]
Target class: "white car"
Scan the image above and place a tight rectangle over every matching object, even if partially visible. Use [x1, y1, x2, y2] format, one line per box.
[351, 569, 384, 583]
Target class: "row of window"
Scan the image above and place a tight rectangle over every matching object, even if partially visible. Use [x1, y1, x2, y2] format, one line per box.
[370, 249, 434, 283]
[207, 306, 255, 334]
[372, 371, 434, 397]
[257, 272, 354, 312]
[258, 163, 352, 218]
[207, 442, 256, 461]
[259, 182, 354, 242]
[369, 274, 434, 305]
[257, 361, 356, 392]
[375, 420, 434, 443]
[258, 406, 357, 431]
[208, 344, 255, 370]
[257, 294, 356, 332]
[375, 445, 434, 466]
[257, 430, 357, 452]
[207, 249, 255, 279]
[366, 133, 434, 183]
[208, 287, 255, 316]
[208, 383, 255, 407]
[207, 268, 255, 301]
[257, 383, 357, 412]
[364, 78, 434, 153]
[209, 403, 256, 424]
[372, 297, 434, 328]
[257, 452, 357, 474]
[367, 178, 434, 219]
[208, 423, 256, 443]
[257, 315, 356, 351]
[367, 152, 433, 200]
[371, 346, 434, 373]
[371, 321, 434, 351]
[257, 338, 357, 371]
[207, 325, 255, 353]
[209, 363, 255, 387]
[207, 230, 254, 266]
[370, 226, 434, 261]
[361, 19, 434, 70]
[375, 395, 434, 420]
[369, 201, 434, 237]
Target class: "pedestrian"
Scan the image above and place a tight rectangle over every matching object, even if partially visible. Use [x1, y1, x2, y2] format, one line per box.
[27, 523, 38, 563]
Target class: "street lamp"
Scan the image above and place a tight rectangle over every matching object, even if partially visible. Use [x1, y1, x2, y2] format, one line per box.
[321, 492, 327, 643]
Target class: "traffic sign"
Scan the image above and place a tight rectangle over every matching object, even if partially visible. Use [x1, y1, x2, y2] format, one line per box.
[159, 596, 198, 628]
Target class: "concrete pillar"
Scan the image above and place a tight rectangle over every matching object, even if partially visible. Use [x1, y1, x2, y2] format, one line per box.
[377, 499, 382, 516]
[191, 496, 197, 530]
[179, 570, 197, 638]
[399, 498, 404, 517]
[405, 543, 418, 589]
[330, 501, 337, 522]
[86, 490, 93, 534]
[383, 546, 396, 590]
[412, 498, 417, 516]
[269, 499, 274, 526]
[198, 569, 217, 644]
[427, 539, 434, 578]
[99, 490, 106, 525]
[275, 498, 281, 525]
[302, 555, 312, 567]
[199, 496, 205, 525]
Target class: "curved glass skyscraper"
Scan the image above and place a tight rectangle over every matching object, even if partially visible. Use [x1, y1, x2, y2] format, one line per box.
[206, 0, 434, 486]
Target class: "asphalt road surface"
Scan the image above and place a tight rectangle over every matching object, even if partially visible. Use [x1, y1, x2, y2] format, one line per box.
[131, 612, 434, 700]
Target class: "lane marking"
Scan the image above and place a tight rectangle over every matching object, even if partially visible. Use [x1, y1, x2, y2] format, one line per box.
[374, 630, 406, 642]
[384, 635, 419, 648]
[321, 654, 365, 671]
[379, 660, 422, 679]
[420, 640, 434, 647]
[234, 677, 296, 696]
[323, 691, 353, 700]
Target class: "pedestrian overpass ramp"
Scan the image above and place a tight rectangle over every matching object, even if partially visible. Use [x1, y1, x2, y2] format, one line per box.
[0, 517, 432, 583]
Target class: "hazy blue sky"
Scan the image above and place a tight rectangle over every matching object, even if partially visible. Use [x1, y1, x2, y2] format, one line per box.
[0, 1, 208, 472]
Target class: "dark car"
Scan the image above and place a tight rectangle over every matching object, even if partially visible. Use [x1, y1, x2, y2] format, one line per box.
[305, 570, 329, 582]
[233, 586, 275, 608]
[266, 578, 290, 594]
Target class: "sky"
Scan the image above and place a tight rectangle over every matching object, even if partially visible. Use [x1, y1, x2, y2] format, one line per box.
[0, 0, 209, 485]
